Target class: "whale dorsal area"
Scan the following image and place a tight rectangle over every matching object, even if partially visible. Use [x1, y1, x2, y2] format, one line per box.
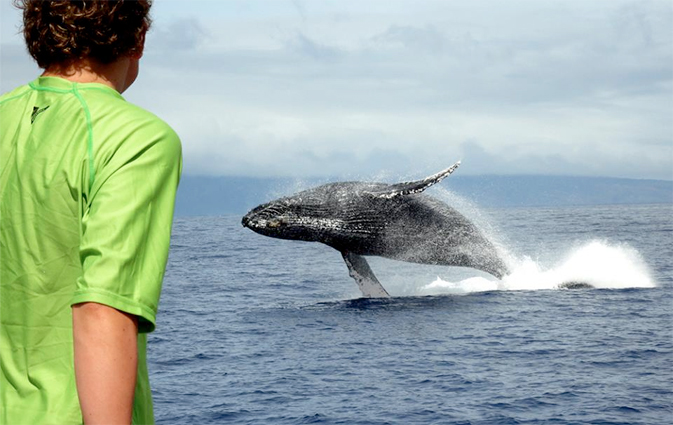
[366, 161, 461, 199]
[341, 251, 391, 298]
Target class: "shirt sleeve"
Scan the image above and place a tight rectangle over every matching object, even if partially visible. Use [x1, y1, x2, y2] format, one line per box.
[71, 115, 182, 333]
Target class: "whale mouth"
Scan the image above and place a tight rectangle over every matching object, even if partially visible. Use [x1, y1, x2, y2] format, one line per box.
[241, 214, 278, 232]
[242, 214, 264, 229]
[242, 215, 264, 229]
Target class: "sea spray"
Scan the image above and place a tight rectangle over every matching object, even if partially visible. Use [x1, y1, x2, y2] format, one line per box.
[420, 240, 656, 295]
[433, 185, 515, 264]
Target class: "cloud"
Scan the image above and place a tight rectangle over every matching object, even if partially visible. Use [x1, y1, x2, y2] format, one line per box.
[149, 17, 210, 51]
[372, 24, 448, 54]
[290, 0, 308, 23]
[2, 0, 671, 180]
[285, 32, 341, 61]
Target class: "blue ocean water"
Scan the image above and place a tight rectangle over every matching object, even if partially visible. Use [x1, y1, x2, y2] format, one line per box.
[150, 202, 672, 424]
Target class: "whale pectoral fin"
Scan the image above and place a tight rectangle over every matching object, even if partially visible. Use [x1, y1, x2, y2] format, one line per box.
[341, 251, 391, 298]
[367, 161, 461, 199]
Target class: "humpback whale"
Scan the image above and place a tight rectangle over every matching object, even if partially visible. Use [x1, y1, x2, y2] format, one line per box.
[241, 162, 510, 297]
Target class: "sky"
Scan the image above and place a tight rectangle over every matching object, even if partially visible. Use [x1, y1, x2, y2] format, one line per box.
[1, 0, 672, 180]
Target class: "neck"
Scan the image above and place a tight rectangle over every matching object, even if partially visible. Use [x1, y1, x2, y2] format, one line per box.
[42, 56, 138, 94]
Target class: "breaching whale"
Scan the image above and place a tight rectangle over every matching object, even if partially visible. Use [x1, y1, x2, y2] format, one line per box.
[241, 162, 510, 298]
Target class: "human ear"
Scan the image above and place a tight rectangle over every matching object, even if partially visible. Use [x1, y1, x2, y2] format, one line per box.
[131, 31, 146, 60]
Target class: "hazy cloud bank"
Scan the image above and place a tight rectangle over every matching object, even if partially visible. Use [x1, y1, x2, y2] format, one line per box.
[2, 0, 671, 179]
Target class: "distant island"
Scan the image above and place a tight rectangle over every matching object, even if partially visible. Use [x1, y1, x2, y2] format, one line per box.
[174, 175, 673, 217]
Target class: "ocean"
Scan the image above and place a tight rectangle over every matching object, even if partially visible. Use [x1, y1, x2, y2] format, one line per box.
[149, 200, 672, 424]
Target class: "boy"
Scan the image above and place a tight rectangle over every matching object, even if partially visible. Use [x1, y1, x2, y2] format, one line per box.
[0, 1, 181, 423]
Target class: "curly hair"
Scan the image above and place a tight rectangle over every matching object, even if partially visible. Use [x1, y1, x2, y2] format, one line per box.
[15, 0, 152, 69]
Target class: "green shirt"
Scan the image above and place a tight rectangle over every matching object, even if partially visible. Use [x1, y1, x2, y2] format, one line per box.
[0, 77, 182, 424]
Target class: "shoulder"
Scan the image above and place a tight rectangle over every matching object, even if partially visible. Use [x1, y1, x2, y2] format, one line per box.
[0, 83, 32, 105]
[81, 89, 174, 134]
[82, 90, 182, 159]
[124, 105, 182, 163]
[116, 101, 180, 151]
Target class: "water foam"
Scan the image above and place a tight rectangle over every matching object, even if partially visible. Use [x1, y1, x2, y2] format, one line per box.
[419, 240, 656, 295]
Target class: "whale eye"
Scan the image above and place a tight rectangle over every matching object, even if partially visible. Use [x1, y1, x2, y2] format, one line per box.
[267, 219, 283, 228]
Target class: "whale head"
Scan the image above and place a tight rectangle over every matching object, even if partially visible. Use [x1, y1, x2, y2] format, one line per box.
[241, 188, 342, 243]
[241, 199, 297, 238]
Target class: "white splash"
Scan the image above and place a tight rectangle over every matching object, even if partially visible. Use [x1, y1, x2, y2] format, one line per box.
[419, 240, 656, 295]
